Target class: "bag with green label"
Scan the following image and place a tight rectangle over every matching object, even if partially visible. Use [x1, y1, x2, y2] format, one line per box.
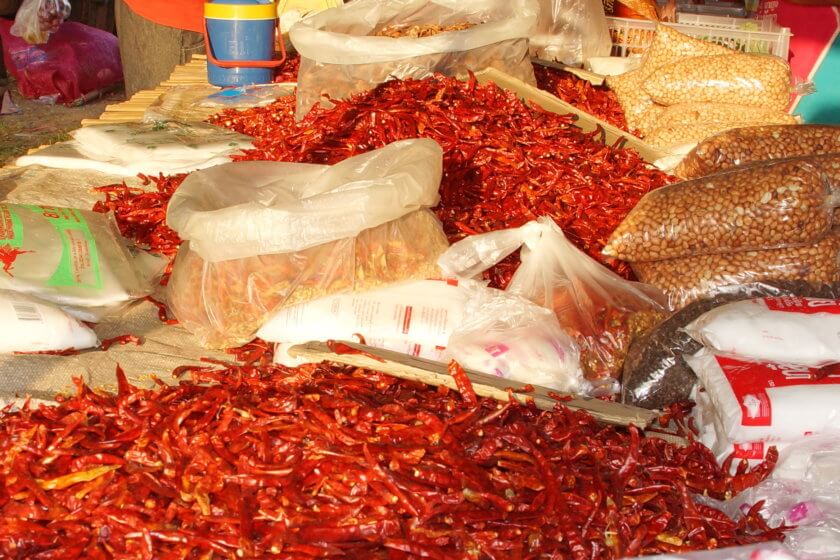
[0, 203, 147, 321]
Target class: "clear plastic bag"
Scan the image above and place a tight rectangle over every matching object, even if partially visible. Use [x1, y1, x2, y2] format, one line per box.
[166, 140, 449, 348]
[529, 0, 612, 67]
[439, 217, 667, 388]
[637, 24, 735, 81]
[10, 0, 70, 45]
[446, 285, 584, 392]
[621, 281, 840, 410]
[632, 228, 840, 309]
[0, 203, 147, 321]
[634, 542, 797, 559]
[288, 0, 538, 119]
[603, 156, 840, 262]
[653, 103, 798, 130]
[675, 124, 840, 181]
[643, 53, 793, 111]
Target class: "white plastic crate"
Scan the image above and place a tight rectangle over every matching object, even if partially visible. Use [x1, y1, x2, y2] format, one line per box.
[607, 14, 791, 60]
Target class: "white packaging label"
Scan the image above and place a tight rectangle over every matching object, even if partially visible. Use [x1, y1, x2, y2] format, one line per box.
[685, 297, 840, 367]
[0, 290, 98, 353]
[259, 279, 471, 362]
[687, 349, 840, 443]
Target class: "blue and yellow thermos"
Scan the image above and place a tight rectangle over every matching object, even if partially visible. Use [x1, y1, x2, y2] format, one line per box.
[203, 0, 286, 87]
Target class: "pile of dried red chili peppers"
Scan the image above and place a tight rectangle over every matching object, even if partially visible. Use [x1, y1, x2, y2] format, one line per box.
[533, 65, 630, 133]
[209, 74, 671, 283]
[0, 361, 784, 559]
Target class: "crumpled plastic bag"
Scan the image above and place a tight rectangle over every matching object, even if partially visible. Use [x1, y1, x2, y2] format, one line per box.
[530, 0, 612, 67]
[10, 0, 70, 45]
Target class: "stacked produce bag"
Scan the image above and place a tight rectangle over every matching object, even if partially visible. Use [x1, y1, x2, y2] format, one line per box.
[607, 25, 798, 150]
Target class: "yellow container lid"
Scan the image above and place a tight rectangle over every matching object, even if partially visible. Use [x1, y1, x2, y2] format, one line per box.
[205, 2, 277, 20]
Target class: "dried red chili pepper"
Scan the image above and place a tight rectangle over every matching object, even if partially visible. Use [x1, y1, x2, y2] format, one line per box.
[274, 53, 300, 83]
[99, 334, 143, 351]
[0, 361, 786, 559]
[533, 65, 630, 133]
[208, 74, 673, 285]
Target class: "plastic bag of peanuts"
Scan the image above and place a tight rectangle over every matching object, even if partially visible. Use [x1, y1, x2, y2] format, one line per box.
[643, 53, 794, 111]
[605, 70, 660, 136]
[603, 155, 840, 262]
[676, 124, 840, 180]
[645, 123, 747, 150]
[653, 103, 798, 130]
[637, 24, 734, 81]
[632, 228, 840, 309]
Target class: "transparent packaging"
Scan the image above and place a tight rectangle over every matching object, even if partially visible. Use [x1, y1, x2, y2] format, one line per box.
[439, 217, 667, 389]
[632, 229, 840, 309]
[288, 0, 538, 119]
[10, 0, 70, 45]
[643, 53, 793, 111]
[603, 157, 840, 262]
[675, 124, 840, 180]
[530, 0, 612, 66]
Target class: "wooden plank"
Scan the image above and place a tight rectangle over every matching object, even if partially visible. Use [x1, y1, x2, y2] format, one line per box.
[287, 341, 658, 428]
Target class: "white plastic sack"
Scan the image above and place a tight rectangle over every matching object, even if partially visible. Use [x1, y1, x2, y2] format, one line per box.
[686, 297, 840, 367]
[0, 290, 97, 353]
[17, 122, 253, 177]
[10, 0, 70, 45]
[167, 138, 443, 263]
[445, 287, 584, 392]
[261, 278, 472, 365]
[0, 203, 145, 320]
[289, 0, 538, 119]
[438, 216, 666, 390]
[686, 349, 840, 443]
[530, 0, 612, 67]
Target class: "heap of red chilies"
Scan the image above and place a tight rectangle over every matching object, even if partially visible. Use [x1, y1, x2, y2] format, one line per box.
[0, 361, 784, 559]
[208, 74, 672, 285]
[533, 65, 630, 133]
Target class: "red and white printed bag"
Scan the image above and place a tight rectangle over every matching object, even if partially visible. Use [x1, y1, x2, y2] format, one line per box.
[685, 297, 840, 367]
[686, 349, 840, 443]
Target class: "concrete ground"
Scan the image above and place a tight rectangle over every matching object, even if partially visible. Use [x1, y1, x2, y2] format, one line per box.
[0, 78, 125, 166]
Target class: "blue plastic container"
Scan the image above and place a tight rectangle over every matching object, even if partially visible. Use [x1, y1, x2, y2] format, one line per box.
[204, 0, 277, 87]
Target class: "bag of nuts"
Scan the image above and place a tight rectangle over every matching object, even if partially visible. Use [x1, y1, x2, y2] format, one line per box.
[605, 69, 658, 136]
[603, 156, 840, 262]
[632, 228, 840, 309]
[637, 24, 734, 81]
[675, 124, 840, 180]
[653, 103, 798, 130]
[645, 122, 747, 150]
[643, 53, 793, 111]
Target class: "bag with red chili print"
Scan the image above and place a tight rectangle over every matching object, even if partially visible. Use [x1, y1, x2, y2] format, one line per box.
[0, 203, 146, 321]
[686, 349, 840, 444]
[685, 297, 840, 367]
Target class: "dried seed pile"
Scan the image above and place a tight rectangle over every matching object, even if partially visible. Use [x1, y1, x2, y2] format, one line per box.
[652, 103, 796, 130]
[0, 361, 785, 559]
[676, 124, 840, 180]
[373, 22, 477, 38]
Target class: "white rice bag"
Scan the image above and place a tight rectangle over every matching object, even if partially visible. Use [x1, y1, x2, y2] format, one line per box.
[686, 297, 840, 367]
[686, 349, 840, 443]
[261, 279, 474, 366]
[0, 203, 145, 320]
[0, 290, 97, 353]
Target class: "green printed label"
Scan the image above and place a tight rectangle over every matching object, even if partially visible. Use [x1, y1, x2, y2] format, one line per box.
[22, 205, 102, 289]
[0, 204, 24, 249]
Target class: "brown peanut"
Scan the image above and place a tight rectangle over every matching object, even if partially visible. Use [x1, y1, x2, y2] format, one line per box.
[676, 124, 840, 179]
[633, 228, 840, 309]
[603, 156, 840, 262]
[644, 54, 792, 110]
[606, 69, 655, 136]
[646, 123, 747, 150]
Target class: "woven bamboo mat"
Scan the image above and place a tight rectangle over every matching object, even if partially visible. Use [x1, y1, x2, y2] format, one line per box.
[79, 55, 212, 127]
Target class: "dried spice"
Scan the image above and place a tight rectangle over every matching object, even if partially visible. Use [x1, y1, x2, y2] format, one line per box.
[210, 74, 672, 284]
[374, 22, 477, 38]
[0, 360, 785, 558]
[533, 64, 630, 132]
[274, 53, 300, 83]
